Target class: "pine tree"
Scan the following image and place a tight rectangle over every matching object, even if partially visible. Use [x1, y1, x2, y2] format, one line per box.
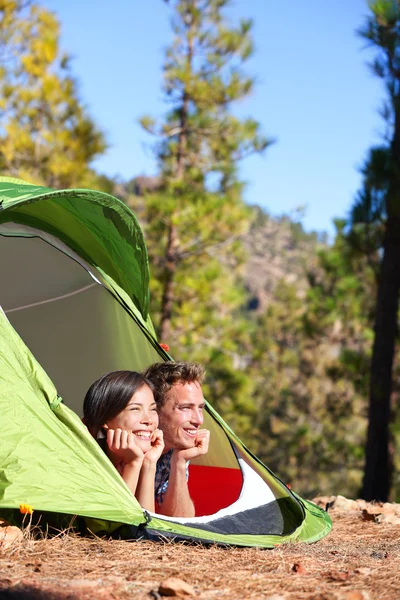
[139, 0, 270, 344]
[351, 0, 400, 501]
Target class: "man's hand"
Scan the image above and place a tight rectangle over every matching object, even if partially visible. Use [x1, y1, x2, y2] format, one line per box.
[106, 428, 144, 464]
[143, 428, 165, 464]
[175, 429, 210, 462]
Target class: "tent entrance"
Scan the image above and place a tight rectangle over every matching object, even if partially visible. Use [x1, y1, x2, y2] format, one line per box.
[0, 223, 162, 415]
[0, 223, 246, 517]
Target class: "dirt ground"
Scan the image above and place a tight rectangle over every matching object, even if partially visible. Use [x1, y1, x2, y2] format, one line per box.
[0, 499, 399, 600]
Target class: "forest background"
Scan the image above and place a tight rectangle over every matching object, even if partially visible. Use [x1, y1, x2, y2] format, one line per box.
[1, 0, 399, 503]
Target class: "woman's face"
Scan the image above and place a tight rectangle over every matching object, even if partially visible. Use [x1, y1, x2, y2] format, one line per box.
[104, 384, 158, 452]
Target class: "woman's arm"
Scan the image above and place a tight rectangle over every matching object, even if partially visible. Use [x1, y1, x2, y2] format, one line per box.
[135, 461, 157, 511]
[106, 428, 144, 495]
[120, 459, 144, 495]
[135, 429, 164, 512]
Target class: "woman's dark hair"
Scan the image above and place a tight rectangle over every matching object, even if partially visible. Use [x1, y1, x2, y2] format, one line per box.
[83, 371, 155, 439]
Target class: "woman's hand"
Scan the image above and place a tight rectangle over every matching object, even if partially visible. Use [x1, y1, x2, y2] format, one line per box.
[143, 428, 164, 463]
[106, 428, 144, 464]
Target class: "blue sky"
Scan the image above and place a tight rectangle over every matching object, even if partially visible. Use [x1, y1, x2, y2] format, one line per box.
[43, 0, 385, 236]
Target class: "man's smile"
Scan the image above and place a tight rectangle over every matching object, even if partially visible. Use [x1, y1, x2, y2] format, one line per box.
[183, 428, 198, 438]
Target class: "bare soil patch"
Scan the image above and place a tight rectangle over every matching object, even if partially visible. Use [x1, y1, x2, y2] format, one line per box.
[0, 499, 399, 600]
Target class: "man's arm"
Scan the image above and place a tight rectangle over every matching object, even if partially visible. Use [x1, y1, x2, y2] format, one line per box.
[156, 452, 195, 518]
[156, 429, 210, 518]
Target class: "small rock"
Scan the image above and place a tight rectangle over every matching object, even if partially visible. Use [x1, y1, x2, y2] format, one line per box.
[334, 495, 360, 512]
[382, 502, 400, 516]
[0, 519, 11, 527]
[311, 495, 336, 509]
[354, 567, 371, 576]
[336, 591, 371, 600]
[375, 512, 400, 525]
[0, 525, 23, 549]
[292, 562, 306, 574]
[361, 509, 376, 522]
[69, 579, 101, 589]
[363, 504, 383, 515]
[158, 577, 196, 597]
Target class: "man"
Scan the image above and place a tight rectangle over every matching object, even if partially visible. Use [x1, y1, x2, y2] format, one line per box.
[143, 361, 210, 518]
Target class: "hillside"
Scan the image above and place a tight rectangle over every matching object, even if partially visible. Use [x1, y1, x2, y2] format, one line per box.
[122, 177, 326, 314]
[242, 206, 325, 312]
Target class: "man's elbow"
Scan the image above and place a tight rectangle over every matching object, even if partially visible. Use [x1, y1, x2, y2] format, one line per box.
[157, 500, 195, 518]
[180, 504, 195, 518]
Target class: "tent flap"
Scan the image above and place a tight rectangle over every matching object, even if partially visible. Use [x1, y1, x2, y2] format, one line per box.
[0, 176, 150, 319]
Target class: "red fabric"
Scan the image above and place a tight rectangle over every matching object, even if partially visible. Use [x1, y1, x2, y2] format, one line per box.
[188, 465, 243, 517]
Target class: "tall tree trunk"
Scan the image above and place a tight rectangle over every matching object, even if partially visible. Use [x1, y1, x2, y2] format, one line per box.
[362, 86, 400, 501]
[157, 17, 192, 341]
[158, 222, 178, 342]
[362, 216, 400, 501]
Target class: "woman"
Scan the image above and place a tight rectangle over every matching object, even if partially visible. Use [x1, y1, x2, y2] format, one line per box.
[83, 371, 164, 512]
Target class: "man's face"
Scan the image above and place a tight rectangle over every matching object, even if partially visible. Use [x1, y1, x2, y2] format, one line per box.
[158, 381, 205, 451]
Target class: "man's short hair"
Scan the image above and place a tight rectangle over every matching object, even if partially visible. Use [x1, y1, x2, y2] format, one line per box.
[143, 361, 205, 407]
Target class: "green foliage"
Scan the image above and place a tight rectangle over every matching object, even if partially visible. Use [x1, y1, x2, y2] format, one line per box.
[245, 223, 376, 497]
[0, 0, 106, 187]
[348, 147, 388, 264]
[136, 0, 268, 384]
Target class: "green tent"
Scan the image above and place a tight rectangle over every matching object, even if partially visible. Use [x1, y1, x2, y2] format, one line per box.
[0, 177, 331, 547]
